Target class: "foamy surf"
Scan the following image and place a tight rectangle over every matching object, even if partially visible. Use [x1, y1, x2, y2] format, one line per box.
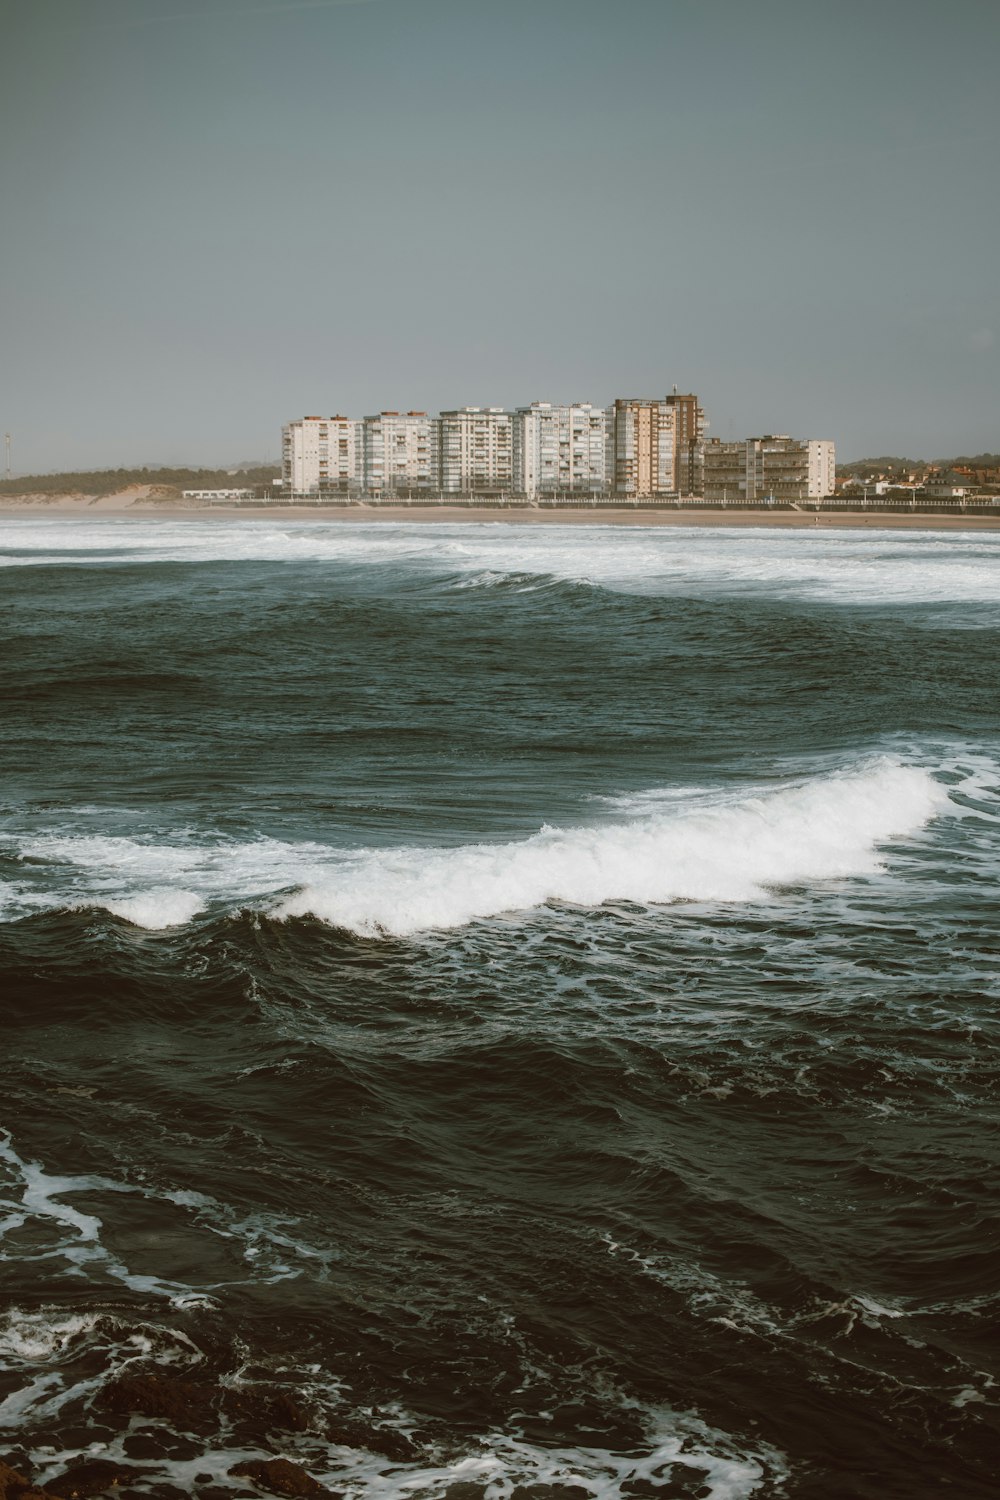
[102, 889, 205, 928]
[0, 760, 951, 933]
[5, 1394, 785, 1500]
[276, 760, 946, 936]
[2, 517, 1000, 605]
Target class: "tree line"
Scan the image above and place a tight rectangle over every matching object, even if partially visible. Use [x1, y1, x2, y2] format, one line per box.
[0, 466, 280, 496]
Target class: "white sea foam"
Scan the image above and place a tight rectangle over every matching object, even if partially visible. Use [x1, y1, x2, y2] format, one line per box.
[0, 1306, 201, 1433]
[0, 759, 952, 934]
[275, 760, 946, 936]
[0, 1128, 336, 1301]
[601, 1234, 785, 1337]
[102, 888, 205, 928]
[308, 1409, 783, 1499]
[4, 831, 335, 929]
[0, 1130, 183, 1299]
[21, 1403, 786, 1500]
[2, 516, 999, 605]
[0, 1310, 102, 1364]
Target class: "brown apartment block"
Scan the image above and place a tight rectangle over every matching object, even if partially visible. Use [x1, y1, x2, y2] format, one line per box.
[703, 436, 836, 504]
[612, 394, 706, 497]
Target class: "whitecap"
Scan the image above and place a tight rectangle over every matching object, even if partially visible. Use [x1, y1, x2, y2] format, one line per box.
[102, 889, 205, 929]
[274, 759, 947, 936]
[0, 757, 956, 936]
[2, 517, 1000, 607]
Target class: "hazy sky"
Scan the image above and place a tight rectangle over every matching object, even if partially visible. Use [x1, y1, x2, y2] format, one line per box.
[2, 0, 998, 470]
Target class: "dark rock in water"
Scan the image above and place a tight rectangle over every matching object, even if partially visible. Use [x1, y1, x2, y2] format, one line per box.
[45, 1461, 144, 1498]
[0, 1462, 30, 1497]
[442, 1485, 488, 1499]
[114, 1488, 187, 1500]
[223, 1388, 313, 1434]
[325, 1416, 417, 1462]
[510, 1487, 592, 1499]
[99, 1372, 215, 1431]
[124, 1430, 204, 1467]
[227, 1459, 334, 1497]
[0, 1460, 55, 1500]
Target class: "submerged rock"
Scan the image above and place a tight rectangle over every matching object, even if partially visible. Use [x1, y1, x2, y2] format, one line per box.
[0, 1463, 29, 1497]
[0, 1460, 54, 1500]
[325, 1415, 418, 1462]
[45, 1461, 144, 1498]
[99, 1368, 317, 1444]
[99, 1371, 215, 1431]
[509, 1487, 592, 1499]
[227, 1459, 334, 1497]
[222, 1388, 313, 1434]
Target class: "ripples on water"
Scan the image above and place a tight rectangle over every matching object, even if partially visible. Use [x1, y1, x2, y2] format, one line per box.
[1, 520, 998, 1498]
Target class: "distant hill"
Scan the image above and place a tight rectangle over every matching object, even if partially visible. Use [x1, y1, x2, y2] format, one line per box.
[839, 453, 1000, 475]
[0, 465, 280, 497]
[838, 457, 922, 473]
[950, 453, 1000, 468]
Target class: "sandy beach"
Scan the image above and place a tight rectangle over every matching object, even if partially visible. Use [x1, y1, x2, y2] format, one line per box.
[2, 490, 1000, 530]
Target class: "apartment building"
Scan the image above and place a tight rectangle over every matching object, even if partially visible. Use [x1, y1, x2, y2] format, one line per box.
[440, 407, 513, 494]
[611, 394, 706, 497]
[282, 388, 727, 500]
[512, 403, 611, 498]
[703, 437, 836, 503]
[282, 416, 358, 494]
[806, 440, 836, 499]
[361, 411, 440, 494]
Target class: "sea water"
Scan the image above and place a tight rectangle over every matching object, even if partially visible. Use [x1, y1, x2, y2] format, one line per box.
[0, 518, 997, 1498]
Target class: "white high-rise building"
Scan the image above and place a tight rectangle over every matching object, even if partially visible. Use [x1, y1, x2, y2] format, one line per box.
[361, 412, 440, 494]
[512, 403, 611, 498]
[282, 416, 359, 494]
[807, 440, 836, 499]
[439, 407, 513, 494]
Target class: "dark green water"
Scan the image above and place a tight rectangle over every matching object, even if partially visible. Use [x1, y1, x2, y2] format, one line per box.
[1, 519, 998, 1498]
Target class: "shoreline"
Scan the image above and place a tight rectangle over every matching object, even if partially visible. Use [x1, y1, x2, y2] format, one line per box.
[2, 497, 1000, 530]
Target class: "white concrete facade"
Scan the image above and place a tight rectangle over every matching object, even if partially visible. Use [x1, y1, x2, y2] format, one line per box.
[512, 403, 611, 498]
[807, 440, 836, 499]
[182, 489, 254, 500]
[282, 416, 358, 494]
[440, 407, 513, 494]
[361, 412, 440, 493]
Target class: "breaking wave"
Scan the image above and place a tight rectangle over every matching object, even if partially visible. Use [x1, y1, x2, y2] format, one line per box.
[1, 759, 947, 934]
[2, 517, 1000, 605]
[274, 759, 944, 935]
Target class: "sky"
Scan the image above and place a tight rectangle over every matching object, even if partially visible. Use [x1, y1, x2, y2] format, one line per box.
[1, 0, 998, 471]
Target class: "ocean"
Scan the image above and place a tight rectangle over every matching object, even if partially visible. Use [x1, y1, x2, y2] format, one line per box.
[0, 517, 997, 1500]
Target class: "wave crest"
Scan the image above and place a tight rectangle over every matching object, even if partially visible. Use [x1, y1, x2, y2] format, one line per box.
[102, 889, 205, 929]
[274, 760, 946, 937]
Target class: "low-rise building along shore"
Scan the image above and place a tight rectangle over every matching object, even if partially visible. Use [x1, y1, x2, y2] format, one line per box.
[703, 436, 835, 505]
